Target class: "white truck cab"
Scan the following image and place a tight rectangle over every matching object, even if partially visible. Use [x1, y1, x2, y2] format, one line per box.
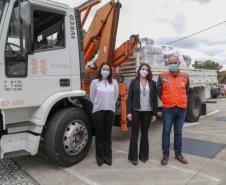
[0, 0, 93, 166]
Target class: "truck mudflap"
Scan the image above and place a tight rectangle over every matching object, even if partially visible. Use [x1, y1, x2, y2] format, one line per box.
[0, 121, 3, 137]
[0, 111, 4, 139]
[201, 103, 207, 115]
[0, 132, 40, 159]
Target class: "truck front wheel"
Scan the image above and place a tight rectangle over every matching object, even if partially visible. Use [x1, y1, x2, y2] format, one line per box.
[44, 107, 92, 167]
[186, 93, 201, 123]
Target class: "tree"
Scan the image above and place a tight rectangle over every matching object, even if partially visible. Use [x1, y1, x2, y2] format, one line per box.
[218, 71, 226, 84]
[192, 60, 223, 71]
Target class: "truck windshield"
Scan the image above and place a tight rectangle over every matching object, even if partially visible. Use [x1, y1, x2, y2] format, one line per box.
[0, 0, 6, 23]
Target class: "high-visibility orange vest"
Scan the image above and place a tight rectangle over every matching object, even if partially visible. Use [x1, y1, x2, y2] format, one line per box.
[160, 71, 189, 108]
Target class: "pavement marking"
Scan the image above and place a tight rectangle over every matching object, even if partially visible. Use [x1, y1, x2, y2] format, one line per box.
[183, 110, 221, 128]
[149, 159, 220, 183]
[194, 173, 220, 183]
[112, 148, 221, 183]
[184, 122, 200, 128]
[113, 148, 128, 154]
[200, 110, 221, 119]
[184, 130, 226, 137]
[64, 169, 101, 185]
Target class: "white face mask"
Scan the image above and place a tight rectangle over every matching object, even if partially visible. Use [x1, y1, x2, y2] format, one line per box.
[139, 69, 148, 77]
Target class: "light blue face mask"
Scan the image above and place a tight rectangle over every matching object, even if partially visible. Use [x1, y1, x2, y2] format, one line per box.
[168, 64, 179, 71]
[101, 70, 110, 78]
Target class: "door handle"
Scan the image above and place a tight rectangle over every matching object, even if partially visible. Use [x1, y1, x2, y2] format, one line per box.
[60, 79, 70, 87]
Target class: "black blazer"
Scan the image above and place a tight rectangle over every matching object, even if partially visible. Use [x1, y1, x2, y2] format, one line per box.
[127, 78, 158, 116]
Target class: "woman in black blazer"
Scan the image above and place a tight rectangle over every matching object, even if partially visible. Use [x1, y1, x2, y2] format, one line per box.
[127, 63, 158, 166]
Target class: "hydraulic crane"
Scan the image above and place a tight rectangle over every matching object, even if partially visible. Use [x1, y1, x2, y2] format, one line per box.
[78, 0, 140, 131]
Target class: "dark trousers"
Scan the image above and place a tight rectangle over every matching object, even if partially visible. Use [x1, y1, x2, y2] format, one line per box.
[92, 110, 115, 163]
[162, 107, 187, 156]
[128, 110, 152, 162]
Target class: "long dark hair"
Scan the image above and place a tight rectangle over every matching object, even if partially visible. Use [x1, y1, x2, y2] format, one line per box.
[97, 62, 113, 84]
[136, 63, 153, 80]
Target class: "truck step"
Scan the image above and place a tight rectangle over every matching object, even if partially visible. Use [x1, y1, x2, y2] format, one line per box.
[4, 150, 31, 158]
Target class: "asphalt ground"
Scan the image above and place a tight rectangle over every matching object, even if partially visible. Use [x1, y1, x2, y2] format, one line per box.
[1, 96, 226, 185]
[0, 159, 38, 185]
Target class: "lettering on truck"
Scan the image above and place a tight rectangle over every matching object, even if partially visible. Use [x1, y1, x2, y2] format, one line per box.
[4, 80, 23, 92]
[0, 100, 24, 108]
[69, 15, 76, 39]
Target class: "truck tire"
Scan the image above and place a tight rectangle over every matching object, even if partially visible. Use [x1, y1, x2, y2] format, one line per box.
[44, 107, 92, 167]
[212, 94, 218, 99]
[186, 93, 201, 123]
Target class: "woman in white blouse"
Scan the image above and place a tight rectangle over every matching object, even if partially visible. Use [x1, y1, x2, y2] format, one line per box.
[90, 62, 119, 166]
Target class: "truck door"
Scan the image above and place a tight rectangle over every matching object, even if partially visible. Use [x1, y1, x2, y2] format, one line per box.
[26, 5, 72, 105]
[2, 1, 72, 112]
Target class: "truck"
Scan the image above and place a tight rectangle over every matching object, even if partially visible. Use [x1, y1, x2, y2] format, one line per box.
[0, 0, 140, 166]
[0, 0, 96, 167]
[0, 0, 218, 167]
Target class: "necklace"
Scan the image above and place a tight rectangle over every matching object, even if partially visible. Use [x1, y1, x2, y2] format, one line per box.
[140, 80, 147, 97]
[104, 80, 107, 86]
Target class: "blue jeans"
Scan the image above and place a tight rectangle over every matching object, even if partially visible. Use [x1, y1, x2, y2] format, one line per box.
[162, 107, 186, 156]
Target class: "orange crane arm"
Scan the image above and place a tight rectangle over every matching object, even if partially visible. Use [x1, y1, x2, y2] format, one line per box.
[79, 0, 101, 12]
[81, 1, 139, 69]
[78, 0, 101, 27]
[82, 0, 121, 66]
[112, 35, 140, 68]
[111, 35, 140, 131]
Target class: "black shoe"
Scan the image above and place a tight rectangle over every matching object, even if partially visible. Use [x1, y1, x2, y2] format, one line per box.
[104, 159, 112, 166]
[97, 160, 104, 166]
[130, 160, 138, 166]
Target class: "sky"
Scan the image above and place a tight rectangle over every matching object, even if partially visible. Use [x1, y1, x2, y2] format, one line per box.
[58, 0, 226, 68]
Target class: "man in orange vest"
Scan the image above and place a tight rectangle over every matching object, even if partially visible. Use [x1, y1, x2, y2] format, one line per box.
[157, 55, 189, 166]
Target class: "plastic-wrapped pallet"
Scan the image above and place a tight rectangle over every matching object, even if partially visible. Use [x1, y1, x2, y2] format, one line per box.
[161, 45, 188, 68]
[140, 37, 154, 47]
[135, 38, 165, 67]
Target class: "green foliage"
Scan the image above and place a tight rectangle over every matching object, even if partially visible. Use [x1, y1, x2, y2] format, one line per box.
[218, 71, 226, 84]
[192, 60, 223, 71]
